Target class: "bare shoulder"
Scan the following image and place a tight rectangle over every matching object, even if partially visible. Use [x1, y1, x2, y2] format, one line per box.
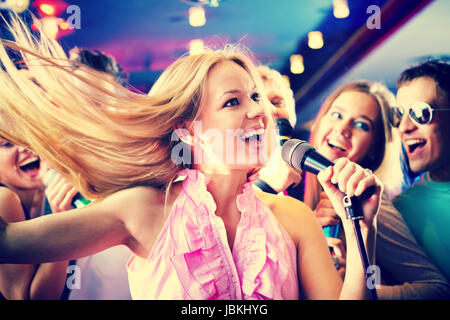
[99, 182, 184, 254]
[254, 187, 320, 245]
[0, 187, 26, 222]
[100, 185, 167, 232]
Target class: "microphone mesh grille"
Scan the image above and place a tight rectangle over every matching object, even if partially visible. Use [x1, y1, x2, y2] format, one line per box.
[281, 139, 314, 171]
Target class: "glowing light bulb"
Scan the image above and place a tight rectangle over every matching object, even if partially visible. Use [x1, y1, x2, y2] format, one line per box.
[290, 54, 304, 74]
[308, 31, 324, 49]
[40, 3, 56, 15]
[189, 6, 206, 27]
[189, 39, 205, 55]
[42, 17, 62, 39]
[6, 0, 30, 13]
[59, 21, 70, 30]
[333, 0, 350, 19]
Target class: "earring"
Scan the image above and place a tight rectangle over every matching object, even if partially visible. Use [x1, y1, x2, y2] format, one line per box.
[174, 128, 195, 146]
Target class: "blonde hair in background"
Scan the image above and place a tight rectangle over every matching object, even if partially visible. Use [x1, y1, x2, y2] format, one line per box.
[0, 13, 271, 200]
[304, 80, 402, 210]
[257, 65, 297, 127]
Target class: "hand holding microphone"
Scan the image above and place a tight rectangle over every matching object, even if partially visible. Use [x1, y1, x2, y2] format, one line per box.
[281, 139, 382, 228]
[44, 169, 90, 212]
[282, 139, 381, 300]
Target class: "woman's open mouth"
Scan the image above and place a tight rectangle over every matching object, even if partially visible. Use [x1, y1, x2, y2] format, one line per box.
[326, 139, 348, 152]
[239, 128, 265, 143]
[18, 156, 41, 178]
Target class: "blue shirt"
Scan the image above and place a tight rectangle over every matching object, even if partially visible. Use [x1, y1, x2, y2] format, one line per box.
[393, 173, 450, 281]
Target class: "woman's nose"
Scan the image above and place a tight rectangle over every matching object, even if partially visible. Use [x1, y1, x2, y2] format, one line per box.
[335, 120, 352, 138]
[16, 145, 27, 152]
[17, 145, 34, 156]
[246, 99, 266, 119]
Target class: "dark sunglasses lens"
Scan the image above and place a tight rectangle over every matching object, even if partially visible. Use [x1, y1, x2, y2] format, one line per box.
[389, 107, 403, 127]
[410, 102, 432, 125]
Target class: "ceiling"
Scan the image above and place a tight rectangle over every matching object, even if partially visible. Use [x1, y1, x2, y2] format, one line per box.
[1, 0, 449, 126]
[56, 0, 333, 71]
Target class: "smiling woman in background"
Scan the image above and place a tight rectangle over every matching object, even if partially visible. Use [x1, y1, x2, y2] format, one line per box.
[305, 80, 450, 299]
[0, 138, 71, 299]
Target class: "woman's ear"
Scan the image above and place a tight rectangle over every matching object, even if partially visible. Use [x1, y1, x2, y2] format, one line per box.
[174, 125, 195, 146]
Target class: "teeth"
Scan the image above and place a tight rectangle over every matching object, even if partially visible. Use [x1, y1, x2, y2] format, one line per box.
[328, 139, 346, 151]
[243, 128, 265, 139]
[405, 139, 426, 146]
[19, 157, 39, 168]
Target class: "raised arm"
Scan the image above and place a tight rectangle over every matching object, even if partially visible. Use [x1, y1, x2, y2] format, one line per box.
[0, 186, 158, 265]
[317, 158, 382, 299]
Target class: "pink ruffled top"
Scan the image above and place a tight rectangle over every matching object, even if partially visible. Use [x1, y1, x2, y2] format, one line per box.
[127, 169, 299, 300]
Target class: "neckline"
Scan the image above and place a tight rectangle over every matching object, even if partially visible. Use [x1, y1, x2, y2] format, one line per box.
[179, 168, 261, 253]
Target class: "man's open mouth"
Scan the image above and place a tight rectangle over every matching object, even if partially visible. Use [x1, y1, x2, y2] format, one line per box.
[405, 138, 426, 154]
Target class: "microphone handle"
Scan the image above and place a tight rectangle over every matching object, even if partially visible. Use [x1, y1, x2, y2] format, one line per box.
[323, 224, 340, 238]
[72, 193, 91, 208]
[276, 118, 293, 146]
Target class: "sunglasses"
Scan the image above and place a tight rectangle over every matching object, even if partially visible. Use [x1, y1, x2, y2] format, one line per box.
[389, 101, 450, 128]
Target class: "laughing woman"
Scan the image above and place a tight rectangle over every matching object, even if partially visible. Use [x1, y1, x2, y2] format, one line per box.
[0, 138, 71, 299]
[0, 15, 382, 300]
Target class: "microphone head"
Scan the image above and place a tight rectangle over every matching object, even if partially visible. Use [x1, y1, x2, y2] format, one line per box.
[281, 139, 314, 171]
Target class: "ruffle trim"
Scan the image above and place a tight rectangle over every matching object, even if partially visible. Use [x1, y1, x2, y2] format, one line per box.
[129, 169, 295, 300]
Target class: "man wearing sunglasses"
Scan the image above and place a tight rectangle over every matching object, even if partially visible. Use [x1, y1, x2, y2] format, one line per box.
[391, 59, 450, 285]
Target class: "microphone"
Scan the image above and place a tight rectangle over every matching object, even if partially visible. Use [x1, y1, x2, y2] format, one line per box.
[276, 118, 293, 146]
[281, 139, 376, 200]
[281, 139, 376, 238]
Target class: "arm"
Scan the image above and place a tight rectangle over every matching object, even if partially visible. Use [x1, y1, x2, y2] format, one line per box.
[0, 186, 155, 265]
[317, 158, 382, 299]
[376, 197, 450, 299]
[294, 203, 344, 299]
[260, 193, 343, 299]
[0, 189, 68, 299]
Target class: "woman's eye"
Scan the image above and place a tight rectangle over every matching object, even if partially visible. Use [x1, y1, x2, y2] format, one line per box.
[223, 97, 240, 108]
[353, 121, 370, 132]
[270, 98, 284, 108]
[251, 92, 261, 103]
[0, 141, 13, 148]
[330, 111, 342, 119]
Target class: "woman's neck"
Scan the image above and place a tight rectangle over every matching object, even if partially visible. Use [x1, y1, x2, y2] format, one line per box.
[194, 166, 252, 218]
[8, 186, 39, 214]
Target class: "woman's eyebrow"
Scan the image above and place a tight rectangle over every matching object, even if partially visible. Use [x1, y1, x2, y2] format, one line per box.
[221, 85, 257, 97]
[360, 115, 375, 126]
[331, 105, 375, 126]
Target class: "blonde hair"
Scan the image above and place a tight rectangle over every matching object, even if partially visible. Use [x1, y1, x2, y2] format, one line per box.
[304, 80, 402, 209]
[0, 14, 267, 200]
[257, 65, 297, 127]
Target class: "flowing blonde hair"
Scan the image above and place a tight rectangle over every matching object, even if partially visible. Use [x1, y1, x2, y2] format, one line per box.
[0, 14, 268, 200]
[304, 80, 402, 209]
